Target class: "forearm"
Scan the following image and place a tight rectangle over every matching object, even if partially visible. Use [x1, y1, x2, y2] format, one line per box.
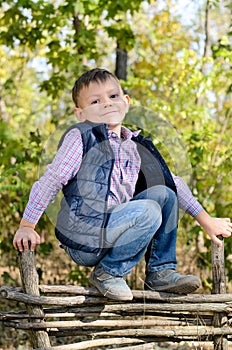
[172, 174, 203, 216]
[23, 176, 61, 224]
[15, 178, 56, 251]
[194, 209, 212, 230]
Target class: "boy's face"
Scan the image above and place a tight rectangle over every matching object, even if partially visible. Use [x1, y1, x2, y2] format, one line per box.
[74, 78, 130, 134]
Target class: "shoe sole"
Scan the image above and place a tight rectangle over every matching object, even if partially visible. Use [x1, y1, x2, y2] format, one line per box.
[89, 275, 133, 301]
[144, 279, 201, 294]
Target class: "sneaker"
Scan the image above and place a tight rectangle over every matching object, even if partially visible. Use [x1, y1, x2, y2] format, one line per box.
[89, 266, 133, 301]
[145, 269, 201, 294]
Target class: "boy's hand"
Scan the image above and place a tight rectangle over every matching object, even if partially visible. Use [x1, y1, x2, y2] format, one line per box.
[203, 217, 232, 247]
[13, 227, 40, 252]
[195, 210, 232, 247]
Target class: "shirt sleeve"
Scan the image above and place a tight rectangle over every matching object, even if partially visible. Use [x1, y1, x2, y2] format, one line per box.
[172, 174, 203, 217]
[23, 127, 83, 224]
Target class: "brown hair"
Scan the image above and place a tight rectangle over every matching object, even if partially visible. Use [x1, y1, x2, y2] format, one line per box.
[72, 68, 120, 107]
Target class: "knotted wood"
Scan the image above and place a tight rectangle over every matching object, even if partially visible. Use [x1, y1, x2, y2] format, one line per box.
[211, 236, 228, 350]
[1, 242, 231, 349]
[18, 250, 51, 348]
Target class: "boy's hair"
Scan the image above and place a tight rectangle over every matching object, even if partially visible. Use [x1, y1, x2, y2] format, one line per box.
[72, 68, 120, 107]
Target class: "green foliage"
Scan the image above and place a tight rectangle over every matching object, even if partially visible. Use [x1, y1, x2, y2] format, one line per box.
[123, 1, 232, 285]
[68, 266, 91, 285]
[0, 0, 232, 290]
[106, 22, 135, 50]
[1, 271, 16, 285]
[38, 242, 54, 256]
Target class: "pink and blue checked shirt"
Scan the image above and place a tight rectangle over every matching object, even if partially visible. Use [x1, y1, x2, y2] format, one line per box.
[23, 126, 203, 224]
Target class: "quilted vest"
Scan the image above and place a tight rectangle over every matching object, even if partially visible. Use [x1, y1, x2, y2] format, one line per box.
[55, 121, 176, 254]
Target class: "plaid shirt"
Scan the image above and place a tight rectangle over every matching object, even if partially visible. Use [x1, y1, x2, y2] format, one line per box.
[23, 126, 202, 224]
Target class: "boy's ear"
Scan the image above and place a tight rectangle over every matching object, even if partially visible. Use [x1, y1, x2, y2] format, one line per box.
[74, 107, 85, 122]
[123, 95, 130, 113]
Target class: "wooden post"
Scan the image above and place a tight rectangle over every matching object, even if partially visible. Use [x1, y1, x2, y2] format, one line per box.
[211, 236, 228, 350]
[18, 250, 51, 349]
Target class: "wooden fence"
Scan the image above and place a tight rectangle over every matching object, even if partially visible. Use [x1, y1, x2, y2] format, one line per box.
[0, 239, 232, 350]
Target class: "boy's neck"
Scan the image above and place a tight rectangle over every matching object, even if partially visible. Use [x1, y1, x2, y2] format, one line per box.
[107, 123, 122, 137]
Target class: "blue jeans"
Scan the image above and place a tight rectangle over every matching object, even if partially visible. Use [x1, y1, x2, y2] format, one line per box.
[63, 185, 178, 277]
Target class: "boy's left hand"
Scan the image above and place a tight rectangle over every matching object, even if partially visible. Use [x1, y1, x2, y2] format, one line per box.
[204, 217, 232, 246]
[195, 210, 232, 246]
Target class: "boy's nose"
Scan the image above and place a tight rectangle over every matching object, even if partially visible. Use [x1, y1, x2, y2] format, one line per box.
[103, 100, 112, 107]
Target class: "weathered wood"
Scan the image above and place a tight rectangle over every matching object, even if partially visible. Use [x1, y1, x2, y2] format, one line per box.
[32, 329, 232, 350]
[40, 306, 218, 320]
[34, 337, 145, 350]
[38, 284, 232, 303]
[1, 247, 232, 349]
[39, 284, 100, 295]
[0, 310, 119, 320]
[46, 330, 231, 342]
[1, 285, 232, 312]
[78, 327, 232, 338]
[212, 237, 227, 295]
[0, 310, 213, 327]
[0, 286, 104, 305]
[18, 250, 51, 348]
[0, 286, 232, 312]
[34, 326, 232, 344]
[109, 344, 156, 350]
[3, 317, 211, 330]
[211, 237, 228, 350]
[2, 284, 232, 303]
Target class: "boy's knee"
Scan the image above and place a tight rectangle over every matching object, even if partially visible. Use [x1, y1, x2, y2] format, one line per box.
[155, 184, 175, 196]
[165, 186, 177, 202]
[144, 200, 162, 225]
[145, 185, 176, 204]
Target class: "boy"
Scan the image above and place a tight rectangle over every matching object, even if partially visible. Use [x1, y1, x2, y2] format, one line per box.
[13, 68, 232, 301]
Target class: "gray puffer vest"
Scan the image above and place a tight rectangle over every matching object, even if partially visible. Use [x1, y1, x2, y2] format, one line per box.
[55, 121, 176, 254]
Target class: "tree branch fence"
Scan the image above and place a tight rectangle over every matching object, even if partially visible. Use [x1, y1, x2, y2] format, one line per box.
[1, 238, 232, 349]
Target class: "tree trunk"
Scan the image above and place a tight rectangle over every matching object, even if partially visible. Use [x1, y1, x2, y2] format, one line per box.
[115, 40, 127, 81]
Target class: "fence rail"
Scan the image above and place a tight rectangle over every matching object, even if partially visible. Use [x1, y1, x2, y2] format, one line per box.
[0, 238, 232, 349]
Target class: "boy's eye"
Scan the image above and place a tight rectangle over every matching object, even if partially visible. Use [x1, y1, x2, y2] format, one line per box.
[91, 99, 100, 104]
[110, 94, 119, 99]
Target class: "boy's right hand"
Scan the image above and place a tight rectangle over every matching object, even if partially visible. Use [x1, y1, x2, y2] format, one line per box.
[13, 227, 40, 252]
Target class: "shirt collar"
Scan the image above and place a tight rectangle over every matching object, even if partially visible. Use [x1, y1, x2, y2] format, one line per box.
[108, 126, 140, 140]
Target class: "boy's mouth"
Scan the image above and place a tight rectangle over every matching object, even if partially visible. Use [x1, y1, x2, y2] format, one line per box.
[101, 110, 118, 116]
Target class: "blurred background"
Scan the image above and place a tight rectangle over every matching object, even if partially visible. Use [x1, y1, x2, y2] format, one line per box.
[0, 0, 232, 348]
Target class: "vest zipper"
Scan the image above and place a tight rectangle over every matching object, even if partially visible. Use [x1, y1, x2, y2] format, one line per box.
[97, 126, 115, 256]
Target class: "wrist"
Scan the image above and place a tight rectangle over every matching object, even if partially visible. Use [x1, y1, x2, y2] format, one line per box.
[195, 209, 212, 229]
[19, 218, 36, 230]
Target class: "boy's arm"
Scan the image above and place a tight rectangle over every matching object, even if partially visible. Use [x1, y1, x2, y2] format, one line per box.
[172, 174, 203, 217]
[13, 128, 83, 252]
[172, 174, 232, 247]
